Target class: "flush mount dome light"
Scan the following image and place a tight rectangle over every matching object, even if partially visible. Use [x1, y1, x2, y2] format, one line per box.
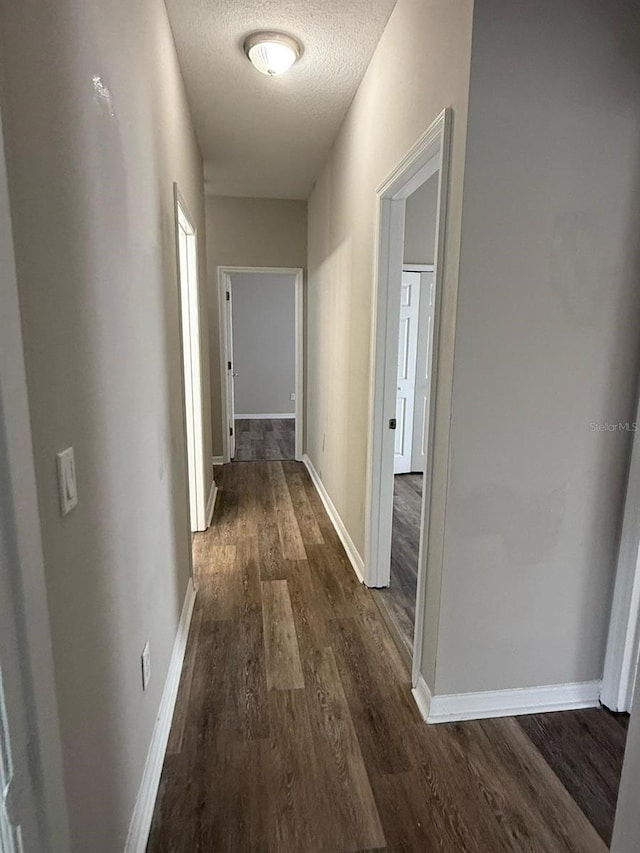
[243, 31, 302, 76]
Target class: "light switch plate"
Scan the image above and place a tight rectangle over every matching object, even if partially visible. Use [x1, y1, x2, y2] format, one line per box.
[141, 642, 151, 691]
[56, 447, 78, 516]
[290, 392, 296, 401]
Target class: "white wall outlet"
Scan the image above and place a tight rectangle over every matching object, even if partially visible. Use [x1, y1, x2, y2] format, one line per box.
[141, 642, 151, 691]
[290, 392, 296, 401]
[56, 447, 78, 516]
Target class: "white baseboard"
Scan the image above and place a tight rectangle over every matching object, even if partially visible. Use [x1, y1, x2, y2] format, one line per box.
[124, 580, 197, 853]
[235, 413, 295, 420]
[212, 455, 224, 466]
[302, 454, 364, 583]
[420, 679, 601, 724]
[206, 481, 218, 527]
[412, 674, 433, 721]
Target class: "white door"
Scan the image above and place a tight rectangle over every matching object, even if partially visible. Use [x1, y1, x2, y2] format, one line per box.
[394, 271, 421, 474]
[225, 284, 236, 459]
[411, 271, 435, 473]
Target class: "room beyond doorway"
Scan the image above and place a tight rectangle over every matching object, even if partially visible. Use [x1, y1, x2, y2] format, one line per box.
[373, 472, 422, 660]
[218, 266, 304, 464]
[234, 417, 295, 461]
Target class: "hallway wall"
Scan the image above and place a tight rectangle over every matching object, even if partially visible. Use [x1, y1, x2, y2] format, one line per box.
[434, 0, 640, 695]
[206, 196, 307, 454]
[0, 0, 210, 849]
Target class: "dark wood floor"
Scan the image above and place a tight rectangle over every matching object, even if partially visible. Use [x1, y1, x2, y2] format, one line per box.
[148, 461, 625, 852]
[373, 473, 422, 658]
[234, 418, 295, 461]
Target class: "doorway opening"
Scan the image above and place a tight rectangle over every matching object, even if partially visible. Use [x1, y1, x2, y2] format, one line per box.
[373, 175, 440, 662]
[380, 256, 436, 661]
[364, 109, 452, 686]
[218, 266, 304, 463]
[174, 185, 208, 532]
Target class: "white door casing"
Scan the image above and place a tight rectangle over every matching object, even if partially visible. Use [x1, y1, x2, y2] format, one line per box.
[225, 286, 236, 459]
[394, 271, 420, 474]
[175, 186, 207, 532]
[602, 374, 640, 713]
[411, 269, 435, 473]
[364, 108, 452, 697]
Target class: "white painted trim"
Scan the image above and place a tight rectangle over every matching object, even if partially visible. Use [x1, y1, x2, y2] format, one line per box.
[174, 184, 207, 532]
[602, 387, 640, 712]
[420, 680, 602, 725]
[235, 413, 295, 420]
[302, 454, 365, 583]
[125, 580, 197, 853]
[218, 266, 304, 463]
[403, 264, 435, 273]
[205, 481, 218, 527]
[411, 675, 433, 722]
[294, 267, 304, 462]
[364, 108, 453, 695]
[218, 271, 232, 464]
[212, 455, 224, 466]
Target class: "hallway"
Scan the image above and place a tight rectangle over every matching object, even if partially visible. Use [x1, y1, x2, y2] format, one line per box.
[147, 462, 616, 852]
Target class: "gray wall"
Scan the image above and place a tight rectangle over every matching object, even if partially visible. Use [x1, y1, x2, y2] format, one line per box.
[206, 196, 307, 453]
[433, 0, 640, 694]
[0, 0, 209, 848]
[404, 172, 438, 265]
[231, 273, 296, 416]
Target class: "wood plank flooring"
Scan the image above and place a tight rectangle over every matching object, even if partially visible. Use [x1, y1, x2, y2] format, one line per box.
[516, 708, 629, 846]
[373, 473, 422, 657]
[147, 461, 623, 853]
[234, 418, 295, 461]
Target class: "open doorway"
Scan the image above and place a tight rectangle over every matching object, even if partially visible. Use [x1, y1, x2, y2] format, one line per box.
[218, 266, 304, 463]
[374, 174, 439, 661]
[364, 109, 452, 688]
[174, 185, 208, 532]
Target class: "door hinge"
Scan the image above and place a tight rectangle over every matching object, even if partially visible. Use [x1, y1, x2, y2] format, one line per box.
[226, 291, 230, 301]
[227, 361, 232, 370]
[229, 427, 234, 436]
[389, 418, 397, 430]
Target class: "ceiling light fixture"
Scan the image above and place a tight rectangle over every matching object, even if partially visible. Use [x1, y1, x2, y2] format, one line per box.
[243, 31, 302, 77]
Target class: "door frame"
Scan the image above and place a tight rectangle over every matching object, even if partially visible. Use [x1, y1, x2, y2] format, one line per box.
[602, 389, 640, 712]
[173, 184, 208, 532]
[364, 108, 453, 689]
[217, 266, 304, 463]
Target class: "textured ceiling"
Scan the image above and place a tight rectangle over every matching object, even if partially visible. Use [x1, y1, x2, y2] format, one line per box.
[164, 0, 397, 199]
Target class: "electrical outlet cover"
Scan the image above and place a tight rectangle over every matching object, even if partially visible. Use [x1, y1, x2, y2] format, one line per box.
[56, 447, 78, 516]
